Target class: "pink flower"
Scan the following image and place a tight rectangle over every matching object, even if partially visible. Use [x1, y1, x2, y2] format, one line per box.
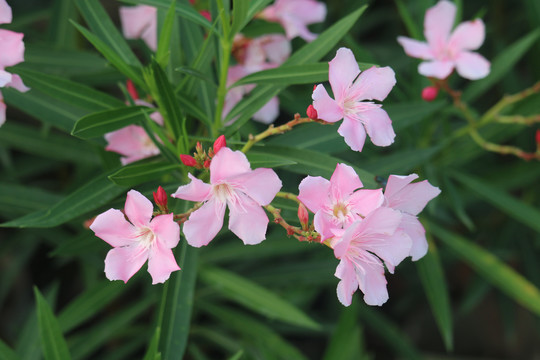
[104, 101, 164, 165]
[0, 2, 30, 127]
[333, 207, 412, 306]
[90, 190, 181, 284]
[298, 163, 384, 242]
[312, 48, 397, 152]
[397, 0, 490, 80]
[260, 0, 327, 42]
[172, 147, 282, 247]
[119, 5, 157, 51]
[383, 174, 441, 261]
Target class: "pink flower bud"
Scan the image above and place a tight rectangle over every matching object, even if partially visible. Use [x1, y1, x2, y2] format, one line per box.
[536, 129, 540, 146]
[153, 186, 168, 209]
[200, 10, 211, 21]
[421, 86, 438, 102]
[213, 135, 227, 155]
[126, 79, 139, 100]
[203, 159, 211, 168]
[306, 104, 318, 119]
[180, 154, 197, 167]
[313, 84, 317, 91]
[196, 142, 203, 154]
[298, 203, 309, 230]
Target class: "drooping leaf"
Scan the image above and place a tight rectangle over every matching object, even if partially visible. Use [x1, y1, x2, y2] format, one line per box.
[71, 106, 152, 139]
[108, 161, 182, 187]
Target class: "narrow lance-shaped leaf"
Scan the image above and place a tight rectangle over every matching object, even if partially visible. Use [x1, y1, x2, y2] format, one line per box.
[72, 106, 152, 139]
[156, 0, 177, 67]
[34, 287, 72, 360]
[109, 161, 182, 187]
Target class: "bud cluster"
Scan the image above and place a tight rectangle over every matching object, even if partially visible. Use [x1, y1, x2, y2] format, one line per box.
[180, 135, 227, 169]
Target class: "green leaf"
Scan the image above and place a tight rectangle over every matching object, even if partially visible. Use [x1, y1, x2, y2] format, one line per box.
[224, 5, 367, 135]
[358, 304, 422, 360]
[120, 0, 212, 31]
[200, 267, 321, 330]
[49, 0, 78, 50]
[395, 0, 421, 40]
[250, 145, 377, 188]
[416, 236, 453, 351]
[71, 21, 145, 88]
[1, 172, 126, 228]
[0, 182, 62, 216]
[463, 29, 540, 102]
[142, 327, 162, 360]
[430, 223, 540, 317]
[0, 339, 19, 360]
[22, 46, 109, 76]
[74, 0, 142, 67]
[13, 68, 124, 111]
[108, 161, 182, 186]
[232, 62, 374, 87]
[230, 0, 250, 39]
[71, 106, 152, 139]
[323, 301, 366, 360]
[33, 287, 72, 360]
[158, 242, 199, 359]
[245, 152, 297, 168]
[452, 171, 540, 233]
[156, 0, 177, 67]
[57, 281, 125, 333]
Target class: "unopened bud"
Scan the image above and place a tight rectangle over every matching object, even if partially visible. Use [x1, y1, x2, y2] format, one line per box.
[153, 186, 168, 209]
[180, 154, 198, 167]
[196, 142, 203, 153]
[422, 86, 438, 102]
[126, 79, 139, 100]
[200, 10, 211, 21]
[213, 135, 227, 155]
[298, 203, 309, 230]
[307, 104, 318, 119]
[536, 129, 540, 146]
[203, 159, 211, 168]
[313, 84, 317, 91]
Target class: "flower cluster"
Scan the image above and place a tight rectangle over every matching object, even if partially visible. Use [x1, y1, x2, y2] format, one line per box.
[0, 0, 29, 127]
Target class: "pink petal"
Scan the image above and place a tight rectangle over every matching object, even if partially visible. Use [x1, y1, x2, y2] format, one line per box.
[7, 74, 30, 92]
[400, 214, 428, 261]
[297, 175, 331, 212]
[228, 192, 269, 245]
[314, 211, 337, 241]
[0, 69, 11, 87]
[349, 66, 396, 102]
[385, 174, 441, 215]
[329, 48, 360, 103]
[455, 51, 490, 80]
[0, 29, 25, 67]
[253, 96, 279, 124]
[356, 252, 389, 306]
[397, 36, 433, 60]
[147, 241, 180, 284]
[140, 18, 157, 51]
[287, 0, 327, 24]
[312, 84, 343, 123]
[150, 213, 180, 249]
[172, 173, 211, 202]
[360, 107, 396, 147]
[418, 60, 454, 79]
[210, 148, 252, 184]
[361, 228, 412, 273]
[149, 111, 164, 125]
[356, 207, 402, 240]
[337, 116, 367, 152]
[424, 0, 456, 52]
[124, 189, 153, 228]
[90, 208, 137, 247]
[229, 167, 282, 206]
[104, 125, 158, 164]
[119, 5, 156, 39]
[0, 0, 12, 24]
[348, 188, 384, 217]
[183, 199, 226, 247]
[104, 245, 149, 283]
[329, 163, 363, 201]
[335, 258, 357, 307]
[449, 19, 485, 51]
[260, 35, 291, 65]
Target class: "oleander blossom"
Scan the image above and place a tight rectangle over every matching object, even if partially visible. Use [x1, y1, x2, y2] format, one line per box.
[397, 0, 490, 80]
[104, 100, 164, 165]
[312, 47, 397, 152]
[0, 0, 30, 126]
[260, 0, 327, 42]
[297, 163, 384, 243]
[382, 174, 441, 260]
[172, 147, 282, 247]
[333, 207, 412, 306]
[90, 190, 181, 284]
[119, 4, 157, 51]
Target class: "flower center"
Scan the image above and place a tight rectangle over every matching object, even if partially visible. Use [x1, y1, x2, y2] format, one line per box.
[137, 226, 156, 249]
[333, 202, 349, 222]
[213, 182, 236, 203]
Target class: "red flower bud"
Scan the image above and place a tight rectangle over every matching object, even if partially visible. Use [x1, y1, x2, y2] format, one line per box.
[536, 129, 540, 146]
[213, 135, 226, 154]
[421, 86, 439, 102]
[313, 84, 317, 91]
[180, 154, 197, 167]
[153, 186, 168, 209]
[126, 79, 139, 100]
[200, 10, 211, 21]
[307, 104, 318, 119]
[203, 159, 211, 168]
[196, 141, 203, 153]
[298, 203, 309, 230]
